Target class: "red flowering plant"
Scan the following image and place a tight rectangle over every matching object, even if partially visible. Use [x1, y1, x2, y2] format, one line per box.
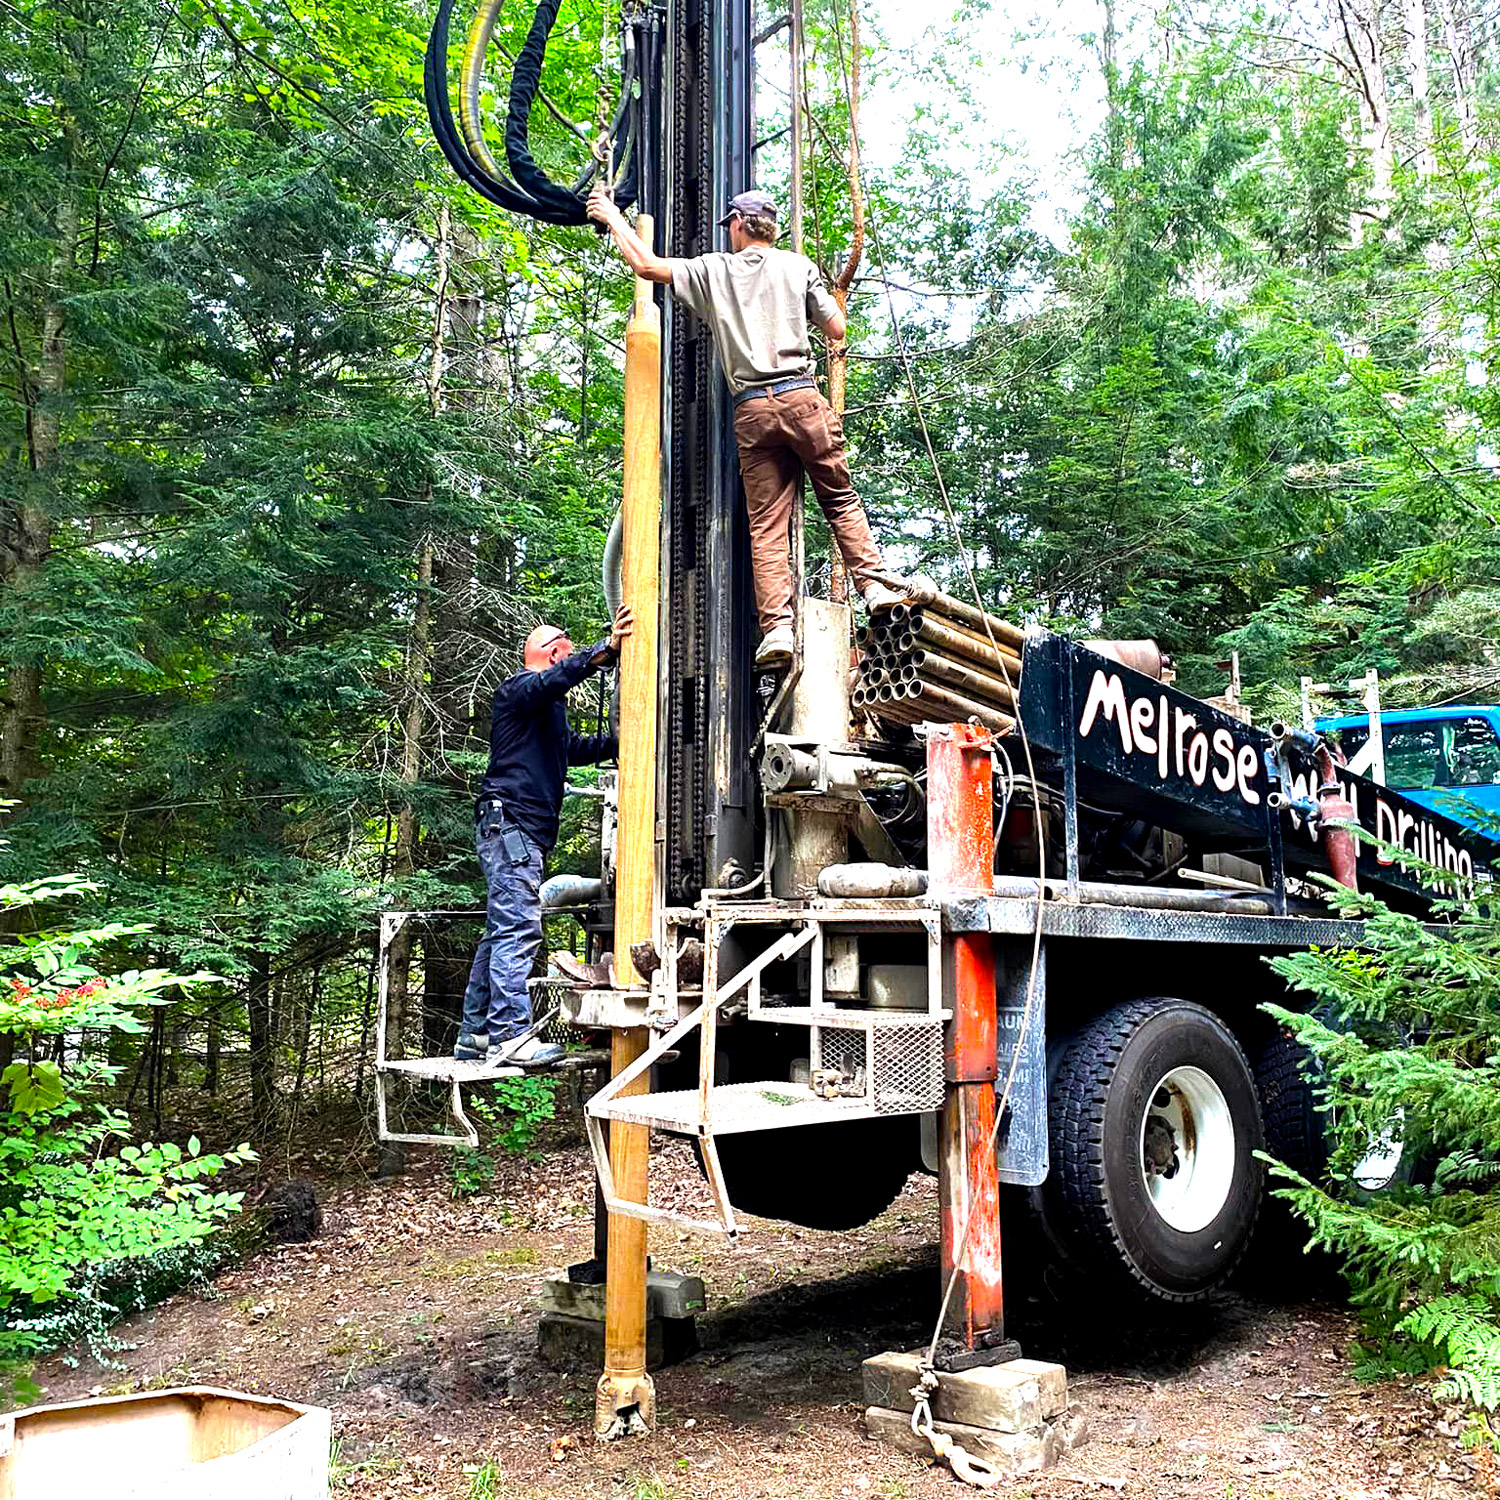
[0, 872, 188, 1064]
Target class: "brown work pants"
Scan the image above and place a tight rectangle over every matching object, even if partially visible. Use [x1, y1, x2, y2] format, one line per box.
[732, 384, 884, 634]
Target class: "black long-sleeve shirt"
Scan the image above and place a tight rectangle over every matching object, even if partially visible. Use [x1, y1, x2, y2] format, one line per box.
[476, 641, 618, 850]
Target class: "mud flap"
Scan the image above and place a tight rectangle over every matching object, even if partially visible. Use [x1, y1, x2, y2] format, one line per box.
[996, 937, 1048, 1186]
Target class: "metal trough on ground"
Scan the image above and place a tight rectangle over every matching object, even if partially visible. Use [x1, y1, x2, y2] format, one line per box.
[0, 1387, 331, 1500]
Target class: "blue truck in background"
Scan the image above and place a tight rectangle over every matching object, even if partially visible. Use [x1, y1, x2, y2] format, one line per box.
[1316, 704, 1500, 831]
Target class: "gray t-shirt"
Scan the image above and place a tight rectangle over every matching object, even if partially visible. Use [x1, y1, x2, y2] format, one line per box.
[669, 245, 841, 394]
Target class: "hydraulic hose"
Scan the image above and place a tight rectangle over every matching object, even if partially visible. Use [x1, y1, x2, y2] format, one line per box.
[506, 0, 608, 215]
[428, 0, 642, 226]
[425, 0, 582, 223]
[460, 0, 520, 183]
[504, 0, 640, 214]
[603, 507, 624, 620]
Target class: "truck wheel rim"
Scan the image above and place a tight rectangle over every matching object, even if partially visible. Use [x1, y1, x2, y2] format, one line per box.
[1138, 1065, 1235, 1233]
[1352, 1107, 1406, 1190]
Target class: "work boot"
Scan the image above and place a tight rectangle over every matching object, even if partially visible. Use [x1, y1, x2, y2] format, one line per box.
[453, 1032, 487, 1061]
[496, 1034, 566, 1066]
[755, 624, 794, 665]
[550, 951, 592, 984]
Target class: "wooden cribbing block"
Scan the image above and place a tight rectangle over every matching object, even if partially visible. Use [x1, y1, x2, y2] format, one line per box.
[861, 1351, 1067, 1433]
[863, 1405, 1088, 1475]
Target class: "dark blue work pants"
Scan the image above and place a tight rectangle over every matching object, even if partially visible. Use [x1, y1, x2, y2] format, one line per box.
[459, 821, 545, 1044]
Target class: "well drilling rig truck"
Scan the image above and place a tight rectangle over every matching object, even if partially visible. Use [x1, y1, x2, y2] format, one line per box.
[381, 0, 1500, 1470]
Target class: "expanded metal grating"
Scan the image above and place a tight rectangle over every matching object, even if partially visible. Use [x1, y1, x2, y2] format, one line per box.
[817, 1028, 867, 1088]
[601, 1080, 870, 1135]
[870, 1018, 945, 1114]
[816, 1018, 944, 1115]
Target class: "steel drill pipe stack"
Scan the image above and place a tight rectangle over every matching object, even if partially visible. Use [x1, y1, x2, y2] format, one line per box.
[855, 594, 1024, 734]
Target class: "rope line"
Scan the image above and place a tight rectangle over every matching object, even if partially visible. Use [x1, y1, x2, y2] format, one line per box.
[827, 9, 1050, 1488]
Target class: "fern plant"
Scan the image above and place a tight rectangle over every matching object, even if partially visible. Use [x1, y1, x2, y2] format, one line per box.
[1264, 867, 1500, 1414]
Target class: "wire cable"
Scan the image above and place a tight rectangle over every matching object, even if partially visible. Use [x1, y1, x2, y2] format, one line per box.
[827, 0, 1049, 1395]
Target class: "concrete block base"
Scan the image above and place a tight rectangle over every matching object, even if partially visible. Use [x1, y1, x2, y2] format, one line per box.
[536, 1312, 698, 1372]
[861, 1352, 1085, 1477]
[863, 1350, 1067, 1432]
[539, 1270, 706, 1322]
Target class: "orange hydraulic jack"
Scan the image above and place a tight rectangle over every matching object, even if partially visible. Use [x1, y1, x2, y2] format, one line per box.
[926, 724, 1017, 1370]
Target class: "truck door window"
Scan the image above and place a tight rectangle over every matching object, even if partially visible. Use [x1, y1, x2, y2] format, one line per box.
[1443, 717, 1500, 787]
[1333, 724, 1368, 759]
[1381, 725, 1442, 789]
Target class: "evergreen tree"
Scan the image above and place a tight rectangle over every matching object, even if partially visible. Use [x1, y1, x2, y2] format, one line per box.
[1268, 872, 1500, 1416]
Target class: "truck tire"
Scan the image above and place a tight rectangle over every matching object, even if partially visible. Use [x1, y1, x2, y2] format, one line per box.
[1254, 1025, 1415, 1195]
[1255, 1025, 1327, 1180]
[1041, 998, 1264, 1302]
[1239, 1025, 1339, 1293]
[709, 1116, 916, 1230]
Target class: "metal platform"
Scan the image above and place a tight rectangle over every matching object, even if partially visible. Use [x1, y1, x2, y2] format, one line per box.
[371, 911, 614, 1149]
[585, 904, 948, 1236]
[748, 1003, 944, 1027]
[378, 1056, 524, 1083]
[600, 1079, 870, 1135]
[942, 893, 1376, 946]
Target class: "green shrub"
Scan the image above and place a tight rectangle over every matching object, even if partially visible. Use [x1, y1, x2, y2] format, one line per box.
[0, 868, 255, 1365]
[5, 1238, 239, 1369]
[448, 1074, 559, 1198]
[1265, 872, 1500, 1413]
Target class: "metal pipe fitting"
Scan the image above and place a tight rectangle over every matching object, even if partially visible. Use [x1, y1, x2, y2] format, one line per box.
[541, 874, 604, 908]
[817, 863, 929, 898]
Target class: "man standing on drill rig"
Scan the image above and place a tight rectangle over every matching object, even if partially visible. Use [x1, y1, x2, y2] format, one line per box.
[588, 186, 903, 665]
[455, 604, 634, 1064]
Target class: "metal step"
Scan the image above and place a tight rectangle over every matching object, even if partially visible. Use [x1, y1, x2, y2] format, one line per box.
[376, 1047, 614, 1149]
[591, 1079, 870, 1135]
[748, 1004, 951, 1027]
[377, 1056, 524, 1083]
[377, 1048, 611, 1084]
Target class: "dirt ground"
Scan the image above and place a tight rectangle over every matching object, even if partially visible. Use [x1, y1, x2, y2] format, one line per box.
[29, 1137, 1491, 1500]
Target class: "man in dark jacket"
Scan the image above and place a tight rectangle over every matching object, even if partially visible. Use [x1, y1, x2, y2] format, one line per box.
[456, 604, 634, 1064]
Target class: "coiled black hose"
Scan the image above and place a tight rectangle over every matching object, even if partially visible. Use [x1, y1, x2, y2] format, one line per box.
[426, 0, 639, 224]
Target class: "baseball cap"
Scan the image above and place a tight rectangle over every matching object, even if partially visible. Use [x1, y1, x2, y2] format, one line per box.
[718, 190, 779, 226]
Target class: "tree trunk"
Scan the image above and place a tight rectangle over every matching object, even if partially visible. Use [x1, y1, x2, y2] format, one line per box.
[790, 0, 807, 257]
[1, 127, 78, 802]
[380, 536, 432, 1181]
[423, 222, 484, 1055]
[1332, 0, 1394, 238]
[423, 934, 469, 1058]
[828, 0, 865, 606]
[246, 948, 275, 1124]
[290, 963, 318, 1129]
[1101, 0, 1121, 173]
[205, 995, 221, 1097]
[380, 206, 456, 1179]
[1433, 0, 1477, 153]
[1406, 0, 1435, 179]
[354, 937, 378, 1102]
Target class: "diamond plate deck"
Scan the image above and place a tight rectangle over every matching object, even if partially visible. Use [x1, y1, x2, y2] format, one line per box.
[748, 1004, 951, 1027]
[942, 895, 1374, 946]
